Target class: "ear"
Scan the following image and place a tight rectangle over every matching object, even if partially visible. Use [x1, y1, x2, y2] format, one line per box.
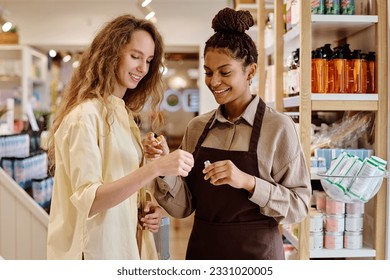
[247, 63, 257, 80]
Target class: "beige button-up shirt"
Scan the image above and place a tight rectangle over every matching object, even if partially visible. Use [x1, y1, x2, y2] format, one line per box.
[47, 95, 143, 259]
[154, 95, 311, 224]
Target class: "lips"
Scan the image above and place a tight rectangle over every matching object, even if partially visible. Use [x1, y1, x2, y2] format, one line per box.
[213, 88, 230, 94]
[129, 73, 141, 82]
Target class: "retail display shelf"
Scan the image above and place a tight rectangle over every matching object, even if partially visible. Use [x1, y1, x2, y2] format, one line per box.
[284, 24, 300, 44]
[283, 94, 379, 110]
[312, 15, 378, 42]
[310, 247, 376, 259]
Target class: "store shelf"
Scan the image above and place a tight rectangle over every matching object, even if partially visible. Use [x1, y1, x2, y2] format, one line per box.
[283, 94, 379, 111]
[310, 247, 376, 259]
[312, 15, 378, 42]
[0, 45, 49, 116]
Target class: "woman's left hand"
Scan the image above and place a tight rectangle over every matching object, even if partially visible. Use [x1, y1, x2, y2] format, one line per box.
[140, 201, 163, 233]
[203, 160, 255, 193]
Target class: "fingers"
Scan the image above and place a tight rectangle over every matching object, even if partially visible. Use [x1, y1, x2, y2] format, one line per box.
[141, 204, 162, 232]
[203, 160, 232, 185]
[142, 132, 168, 159]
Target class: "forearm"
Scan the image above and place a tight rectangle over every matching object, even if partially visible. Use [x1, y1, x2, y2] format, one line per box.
[89, 162, 160, 217]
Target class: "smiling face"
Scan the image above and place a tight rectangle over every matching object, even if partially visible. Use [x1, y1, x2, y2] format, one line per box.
[114, 30, 155, 98]
[204, 49, 256, 110]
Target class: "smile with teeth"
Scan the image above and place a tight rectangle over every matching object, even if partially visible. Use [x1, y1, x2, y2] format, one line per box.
[130, 73, 141, 81]
[213, 88, 229, 94]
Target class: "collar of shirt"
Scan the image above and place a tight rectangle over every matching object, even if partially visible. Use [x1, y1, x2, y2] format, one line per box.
[209, 94, 260, 129]
[108, 94, 126, 107]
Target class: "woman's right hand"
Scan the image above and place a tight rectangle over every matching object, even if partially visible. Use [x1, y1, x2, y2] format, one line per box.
[142, 132, 170, 161]
[152, 149, 194, 177]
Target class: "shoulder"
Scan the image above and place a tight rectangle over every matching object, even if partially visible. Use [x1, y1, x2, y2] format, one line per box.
[59, 99, 106, 135]
[263, 106, 298, 135]
[64, 99, 104, 124]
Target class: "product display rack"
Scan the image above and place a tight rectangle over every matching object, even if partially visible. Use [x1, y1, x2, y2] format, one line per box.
[235, 0, 388, 260]
[0, 45, 49, 119]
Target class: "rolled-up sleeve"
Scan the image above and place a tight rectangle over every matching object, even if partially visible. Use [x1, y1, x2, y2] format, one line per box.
[60, 116, 103, 218]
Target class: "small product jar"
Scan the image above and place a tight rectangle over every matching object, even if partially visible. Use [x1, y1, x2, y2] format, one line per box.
[325, 231, 343, 249]
[325, 214, 345, 232]
[310, 209, 324, 232]
[326, 196, 345, 215]
[345, 214, 364, 232]
[316, 191, 327, 212]
[310, 232, 323, 250]
[344, 231, 363, 249]
[346, 202, 365, 215]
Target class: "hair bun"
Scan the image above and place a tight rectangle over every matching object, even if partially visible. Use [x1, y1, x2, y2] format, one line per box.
[211, 7, 254, 34]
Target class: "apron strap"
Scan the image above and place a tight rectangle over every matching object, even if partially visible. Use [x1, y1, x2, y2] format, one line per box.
[194, 111, 216, 151]
[249, 98, 266, 153]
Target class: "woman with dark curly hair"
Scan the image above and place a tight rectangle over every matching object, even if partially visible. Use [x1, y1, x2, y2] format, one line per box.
[47, 14, 194, 260]
[144, 7, 311, 260]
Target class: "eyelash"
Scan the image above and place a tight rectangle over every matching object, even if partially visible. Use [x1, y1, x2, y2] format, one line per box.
[131, 55, 152, 64]
[204, 72, 231, 77]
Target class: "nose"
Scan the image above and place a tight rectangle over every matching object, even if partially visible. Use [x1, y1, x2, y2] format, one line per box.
[209, 75, 221, 88]
[136, 60, 148, 74]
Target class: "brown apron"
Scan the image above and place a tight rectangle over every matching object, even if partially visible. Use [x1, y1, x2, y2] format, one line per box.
[185, 99, 285, 260]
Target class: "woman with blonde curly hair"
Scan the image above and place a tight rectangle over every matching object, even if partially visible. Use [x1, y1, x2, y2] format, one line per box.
[47, 14, 194, 260]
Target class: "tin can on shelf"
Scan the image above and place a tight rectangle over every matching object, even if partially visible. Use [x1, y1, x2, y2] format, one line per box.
[325, 214, 345, 232]
[326, 196, 345, 215]
[324, 231, 343, 249]
[345, 214, 364, 232]
[310, 209, 324, 232]
[344, 231, 363, 249]
[346, 202, 365, 215]
[315, 191, 327, 212]
[310, 232, 323, 250]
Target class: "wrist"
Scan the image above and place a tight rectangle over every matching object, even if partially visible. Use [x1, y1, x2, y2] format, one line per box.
[245, 175, 256, 194]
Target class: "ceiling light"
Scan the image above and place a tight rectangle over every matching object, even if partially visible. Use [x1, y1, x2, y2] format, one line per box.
[1, 21, 11, 32]
[63, 54, 72, 63]
[49, 49, 57, 58]
[141, 0, 152, 7]
[145, 10, 155, 20]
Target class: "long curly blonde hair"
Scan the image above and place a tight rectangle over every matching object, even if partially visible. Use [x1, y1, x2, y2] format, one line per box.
[48, 14, 165, 172]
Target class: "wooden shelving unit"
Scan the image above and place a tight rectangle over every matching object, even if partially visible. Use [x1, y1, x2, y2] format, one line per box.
[235, 0, 388, 260]
[0, 45, 49, 119]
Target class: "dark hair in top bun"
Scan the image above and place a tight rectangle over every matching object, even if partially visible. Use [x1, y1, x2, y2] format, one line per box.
[204, 7, 258, 67]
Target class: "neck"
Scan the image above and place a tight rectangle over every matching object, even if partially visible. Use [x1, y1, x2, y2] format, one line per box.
[224, 94, 253, 121]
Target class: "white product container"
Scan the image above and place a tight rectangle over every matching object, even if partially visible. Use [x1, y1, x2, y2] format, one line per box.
[344, 231, 363, 249]
[346, 202, 365, 215]
[310, 232, 323, 250]
[310, 209, 324, 232]
[345, 214, 364, 232]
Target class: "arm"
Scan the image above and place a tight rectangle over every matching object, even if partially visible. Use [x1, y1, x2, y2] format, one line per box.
[142, 129, 197, 218]
[62, 114, 194, 218]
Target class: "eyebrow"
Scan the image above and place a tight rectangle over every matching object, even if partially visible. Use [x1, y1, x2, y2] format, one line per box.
[204, 64, 230, 70]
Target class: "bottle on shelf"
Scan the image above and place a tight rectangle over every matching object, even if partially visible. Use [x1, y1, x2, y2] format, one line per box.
[341, 44, 353, 93]
[366, 51, 376, 93]
[331, 46, 347, 93]
[322, 43, 334, 93]
[312, 47, 329, 93]
[351, 49, 368, 94]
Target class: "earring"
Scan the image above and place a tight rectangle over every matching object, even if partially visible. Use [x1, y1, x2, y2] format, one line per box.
[249, 79, 252, 86]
